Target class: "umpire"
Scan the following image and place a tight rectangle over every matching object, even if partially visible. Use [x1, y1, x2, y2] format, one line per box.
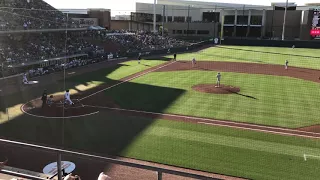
[41, 90, 47, 108]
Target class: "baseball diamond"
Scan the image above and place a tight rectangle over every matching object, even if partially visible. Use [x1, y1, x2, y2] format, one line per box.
[1, 44, 320, 180]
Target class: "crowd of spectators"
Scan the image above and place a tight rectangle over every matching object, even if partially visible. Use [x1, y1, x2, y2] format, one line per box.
[93, 30, 190, 53]
[0, 31, 103, 65]
[0, 0, 78, 31]
[0, 29, 190, 66]
[0, 29, 191, 78]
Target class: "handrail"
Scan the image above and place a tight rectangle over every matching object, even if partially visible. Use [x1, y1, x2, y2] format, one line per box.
[0, 138, 220, 180]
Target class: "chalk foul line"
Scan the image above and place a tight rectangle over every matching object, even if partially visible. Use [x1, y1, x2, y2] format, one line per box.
[82, 105, 320, 139]
[303, 154, 320, 161]
[80, 61, 176, 101]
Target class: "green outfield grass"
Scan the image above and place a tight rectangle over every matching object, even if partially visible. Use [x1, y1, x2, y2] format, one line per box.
[1, 55, 319, 180]
[1, 110, 319, 180]
[66, 60, 166, 84]
[123, 120, 320, 180]
[107, 70, 320, 128]
[172, 46, 320, 69]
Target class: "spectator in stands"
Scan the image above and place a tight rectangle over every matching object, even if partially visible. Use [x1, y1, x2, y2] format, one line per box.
[97, 172, 111, 180]
[0, 158, 8, 169]
[63, 173, 81, 180]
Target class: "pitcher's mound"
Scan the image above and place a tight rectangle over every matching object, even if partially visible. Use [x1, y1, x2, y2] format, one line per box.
[192, 84, 240, 94]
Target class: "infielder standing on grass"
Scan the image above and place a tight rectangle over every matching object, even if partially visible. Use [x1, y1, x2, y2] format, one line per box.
[173, 53, 177, 61]
[192, 57, 196, 67]
[64, 90, 74, 106]
[285, 60, 289, 70]
[216, 72, 221, 88]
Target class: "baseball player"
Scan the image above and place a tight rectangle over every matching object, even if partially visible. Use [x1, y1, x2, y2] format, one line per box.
[41, 90, 47, 108]
[173, 53, 177, 61]
[216, 72, 221, 88]
[47, 95, 54, 107]
[22, 73, 28, 84]
[138, 53, 141, 64]
[64, 90, 74, 106]
[285, 60, 289, 70]
[192, 58, 196, 67]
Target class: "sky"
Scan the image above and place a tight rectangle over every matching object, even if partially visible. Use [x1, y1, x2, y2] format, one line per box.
[43, 0, 318, 15]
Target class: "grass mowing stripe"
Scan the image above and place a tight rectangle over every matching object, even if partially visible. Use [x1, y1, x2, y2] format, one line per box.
[144, 126, 320, 157]
[168, 46, 320, 69]
[117, 71, 320, 128]
[123, 120, 320, 180]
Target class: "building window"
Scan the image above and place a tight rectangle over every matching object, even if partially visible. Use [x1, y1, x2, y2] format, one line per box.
[186, 16, 192, 22]
[168, 16, 172, 22]
[184, 30, 196, 34]
[172, 30, 176, 34]
[197, 30, 209, 34]
[224, 15, 235, 24]
[237, 16, 248, 24]
[202, 12, 220, 22]
[177, 30, 183, 34]
[250, 16, 262, 25]
[173, 16, 185, 22]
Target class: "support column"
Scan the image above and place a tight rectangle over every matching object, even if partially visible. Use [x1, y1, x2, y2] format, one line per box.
[233, 9, 238, 37]
[57, 153, 62, 180]
[220, 9, 224, 41]
[261, 9, 266, 38]
[247, 9, 251, 37]
[157, 171, 162, 180]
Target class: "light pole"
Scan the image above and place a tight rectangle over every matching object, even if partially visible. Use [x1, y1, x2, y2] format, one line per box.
[162, 5, 165, 36]
[187, 5, 190, 36]
[153, 0, 156, 32]
[281, 0, 289, 40]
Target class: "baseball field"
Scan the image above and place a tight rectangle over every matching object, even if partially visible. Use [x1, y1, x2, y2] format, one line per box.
[0, 45, 320, 180]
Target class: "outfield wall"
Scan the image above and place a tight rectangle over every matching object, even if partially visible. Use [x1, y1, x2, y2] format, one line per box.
[125, 40, 213, 59]
[222, 38, 320, 48]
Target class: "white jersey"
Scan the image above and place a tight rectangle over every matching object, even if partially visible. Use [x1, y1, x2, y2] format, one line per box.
[23, 74, 28, 82]
[64, 92, 70, 100]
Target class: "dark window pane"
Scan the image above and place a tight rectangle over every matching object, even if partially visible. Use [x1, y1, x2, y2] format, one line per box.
[224, 15, 235, 24]
[250, 16, 262, 25]
[202, 12, 220, 22]
[173, 16, 185, 22]
[197, 30, 209, 34]
[237, 16, 248, 24]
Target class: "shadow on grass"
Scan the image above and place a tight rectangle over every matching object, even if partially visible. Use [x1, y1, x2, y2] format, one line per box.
[0, 61, 185, 179]
[233, 92, 258, 100]
[225, 89, 257, 100]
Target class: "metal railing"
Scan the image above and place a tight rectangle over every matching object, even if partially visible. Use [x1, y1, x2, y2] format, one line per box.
[0, 138, 220, 180]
